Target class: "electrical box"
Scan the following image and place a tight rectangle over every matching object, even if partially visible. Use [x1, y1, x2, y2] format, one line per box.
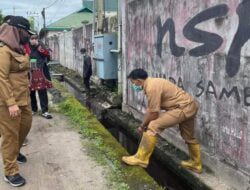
[94, 34, 118, 79]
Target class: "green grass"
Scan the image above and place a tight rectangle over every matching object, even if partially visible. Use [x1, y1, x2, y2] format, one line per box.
[53, 80, 163, 190]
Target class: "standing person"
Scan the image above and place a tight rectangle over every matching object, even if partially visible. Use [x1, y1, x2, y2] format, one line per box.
[80, 48, 92, 91]
[122, 68, 202, 173]
[29, 34, 53, 119]
[0, 15, 34, 187]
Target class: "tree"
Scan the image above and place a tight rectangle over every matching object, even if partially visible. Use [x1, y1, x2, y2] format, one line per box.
[28, 16, 35, 30]
[0, 10, 4, 24]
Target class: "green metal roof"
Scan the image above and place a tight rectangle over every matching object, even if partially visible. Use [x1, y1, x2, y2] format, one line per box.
[82, 0, 118, 12]
[47, 8, 93, 31]
[82, 1, 93, 11]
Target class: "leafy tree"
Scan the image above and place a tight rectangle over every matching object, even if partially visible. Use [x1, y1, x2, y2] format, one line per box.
[0, 10, 4, 24]
[28, 16, 35, 30]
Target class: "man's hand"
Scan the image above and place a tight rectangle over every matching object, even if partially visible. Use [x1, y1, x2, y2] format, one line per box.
[8, 105, 20, 118]
[137, 124, 147, 135]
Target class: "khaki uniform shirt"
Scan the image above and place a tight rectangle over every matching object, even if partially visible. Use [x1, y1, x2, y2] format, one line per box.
[143, 77, 196, 116]
[0, 43, 30, 107]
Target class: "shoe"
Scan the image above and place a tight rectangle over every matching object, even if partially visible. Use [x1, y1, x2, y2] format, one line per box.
[4, 173, 26, 187]
[181, 144, 202, 173]
[42, 112, 53, 119]
[122, 132, 157, 168]
[22, 138, 28, 147]
[17, 153, 27, 164]
[32, 111, 37, 115]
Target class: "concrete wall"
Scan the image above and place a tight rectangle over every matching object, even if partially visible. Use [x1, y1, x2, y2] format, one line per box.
[46, 15, 117, 79]
[73, 27, 84, 75]
[59, 31, 74, 71]
[48, 25, 93, 77]
[48, 34, 60, 61]
[122, 0, 250, 188]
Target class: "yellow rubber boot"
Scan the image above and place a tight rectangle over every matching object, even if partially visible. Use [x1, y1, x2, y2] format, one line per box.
[181, 144, 202, 173]
[122, 132, 157, 168]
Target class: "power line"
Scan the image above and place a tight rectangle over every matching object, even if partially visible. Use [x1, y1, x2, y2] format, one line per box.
[45, 0, 60, 9]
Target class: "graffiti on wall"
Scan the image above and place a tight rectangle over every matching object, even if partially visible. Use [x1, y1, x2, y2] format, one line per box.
[126, 0, 250, 169]
[148, 74, 250, 106]
[156, 0, 250, 77]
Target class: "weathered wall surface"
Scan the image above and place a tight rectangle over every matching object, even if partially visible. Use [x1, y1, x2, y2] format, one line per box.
[58, 31, 74, 71]
[123, 0, 250, 186]
[73, 27, 84, 75]
[48, 34, 60, 61]
[48, 25, 93, 77]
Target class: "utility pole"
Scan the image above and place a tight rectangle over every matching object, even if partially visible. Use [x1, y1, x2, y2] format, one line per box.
[41, 8, 46, 29]
[41, 0, 59, 44]
[41, 8, 47, 44]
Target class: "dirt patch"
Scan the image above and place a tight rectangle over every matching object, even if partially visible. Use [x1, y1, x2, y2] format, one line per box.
[0, 113, 109, 190]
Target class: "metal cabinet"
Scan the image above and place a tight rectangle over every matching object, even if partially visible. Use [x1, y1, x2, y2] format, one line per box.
[94, 34, 117, 79]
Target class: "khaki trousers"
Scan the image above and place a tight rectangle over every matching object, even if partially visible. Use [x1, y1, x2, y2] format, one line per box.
[148, 101, 199, 144]
[0, 105, 32, 176]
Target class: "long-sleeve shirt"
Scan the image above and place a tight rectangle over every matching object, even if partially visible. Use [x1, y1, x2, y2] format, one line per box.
[0, 43, 30, 107]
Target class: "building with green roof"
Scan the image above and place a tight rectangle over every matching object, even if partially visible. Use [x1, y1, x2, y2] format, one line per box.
[82, 0, 94, 11]
[46, 1, 93, 32]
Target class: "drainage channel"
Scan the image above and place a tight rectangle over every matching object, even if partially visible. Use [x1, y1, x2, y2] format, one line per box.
[61, 81, 192, 190]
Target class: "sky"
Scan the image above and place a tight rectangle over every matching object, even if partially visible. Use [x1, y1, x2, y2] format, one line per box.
[1, 0, 83, 31]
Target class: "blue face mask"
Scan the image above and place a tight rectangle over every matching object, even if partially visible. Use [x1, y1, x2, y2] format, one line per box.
[132, 84, 143, 92]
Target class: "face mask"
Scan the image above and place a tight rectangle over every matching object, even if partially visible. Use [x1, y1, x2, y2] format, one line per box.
[132, 84, 143, 92]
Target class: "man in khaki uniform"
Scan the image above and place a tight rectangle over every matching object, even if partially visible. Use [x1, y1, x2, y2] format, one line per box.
[0, 16, 34, 187]
[122, 68, 202, 173]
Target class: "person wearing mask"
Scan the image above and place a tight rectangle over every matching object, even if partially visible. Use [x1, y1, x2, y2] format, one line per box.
[122, 68, 202, 174]
[0, 15, 34, 187]
[29, 34, 53, 119]
[80, 48, 92, 91]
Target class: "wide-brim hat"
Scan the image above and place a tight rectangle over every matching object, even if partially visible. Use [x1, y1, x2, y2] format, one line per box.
[5, 15, 36, 35]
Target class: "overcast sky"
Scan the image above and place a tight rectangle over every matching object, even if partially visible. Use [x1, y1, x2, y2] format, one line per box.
[1, 0, 83, 31]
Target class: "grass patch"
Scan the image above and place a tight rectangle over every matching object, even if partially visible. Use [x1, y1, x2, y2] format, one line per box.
[53, 81, 163, 190]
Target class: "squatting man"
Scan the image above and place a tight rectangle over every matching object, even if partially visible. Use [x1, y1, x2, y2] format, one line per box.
[122, 68, 202, 173]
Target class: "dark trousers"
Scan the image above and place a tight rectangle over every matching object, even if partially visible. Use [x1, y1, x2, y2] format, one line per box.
[30, 89, 48, 113]
[84, 76, 91, 90]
